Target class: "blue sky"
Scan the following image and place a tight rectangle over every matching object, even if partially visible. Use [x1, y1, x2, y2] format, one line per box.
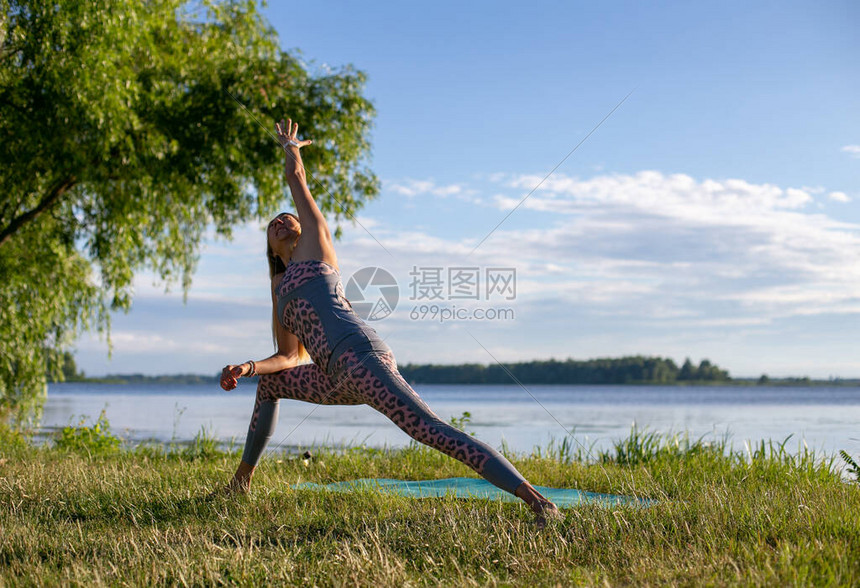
[76, 0, 859, 378]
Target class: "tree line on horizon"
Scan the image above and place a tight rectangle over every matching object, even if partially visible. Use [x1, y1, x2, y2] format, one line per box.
[46, 353, 860, 387]
[398, 356, 730, 385]
[48, 353, 729, 386]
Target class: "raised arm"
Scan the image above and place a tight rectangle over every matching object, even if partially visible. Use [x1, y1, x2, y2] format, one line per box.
[275, 118, 338, 268]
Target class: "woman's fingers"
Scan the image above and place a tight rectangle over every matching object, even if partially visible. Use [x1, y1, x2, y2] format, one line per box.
[219, 364, 252, 390]
[276, 119, 290, 142]
[220, 365, 239, 390]
[276, 117, 311, 149]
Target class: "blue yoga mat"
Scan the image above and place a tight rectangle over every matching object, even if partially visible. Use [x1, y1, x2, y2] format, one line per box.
[292, 477, 652, 508]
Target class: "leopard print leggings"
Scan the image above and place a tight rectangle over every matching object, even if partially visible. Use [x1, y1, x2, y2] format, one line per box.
[240, 346, 527, 495]
[239, 259, 526, 495]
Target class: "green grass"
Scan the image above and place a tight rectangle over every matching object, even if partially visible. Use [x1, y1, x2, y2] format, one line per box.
[2, 423, 860, 586]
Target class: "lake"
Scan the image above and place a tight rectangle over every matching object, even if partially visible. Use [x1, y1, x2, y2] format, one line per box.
[38, 382, 860, 461]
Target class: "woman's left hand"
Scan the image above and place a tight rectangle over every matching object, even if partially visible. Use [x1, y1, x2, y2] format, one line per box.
[220, 364, 247, 391]
[275, 118, 313, 150]
[275, 118, 313, 176]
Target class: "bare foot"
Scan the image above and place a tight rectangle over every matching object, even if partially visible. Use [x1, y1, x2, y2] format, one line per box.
[226, 475, 252, 494]
[207, 462, 255, 499]
[206, 476, 250, 499]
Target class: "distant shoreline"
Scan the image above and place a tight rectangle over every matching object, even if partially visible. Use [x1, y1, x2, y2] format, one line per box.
[54, 374, 860, 387]
[52, 355, 860, 387]
[51, 355, 859, 388]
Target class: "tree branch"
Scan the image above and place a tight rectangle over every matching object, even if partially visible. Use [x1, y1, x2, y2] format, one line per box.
[0, 176, 77, 247]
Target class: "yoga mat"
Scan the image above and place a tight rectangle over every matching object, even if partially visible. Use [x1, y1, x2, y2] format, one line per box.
[292, 477, 653, 508]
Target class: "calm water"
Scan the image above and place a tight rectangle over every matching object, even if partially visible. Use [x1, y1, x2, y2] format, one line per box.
[39, 383, 860, 459]
[42, 383, 860, 454]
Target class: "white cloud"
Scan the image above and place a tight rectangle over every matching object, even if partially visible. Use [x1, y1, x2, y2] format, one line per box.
[317, 170, 860, 333]
[107, 332, 181, 353]
[75, 169, 860, 377]
[352, 215, 381, 229]
[842, 145, 860, 158]
[478, 171, 860, 323]
[385, 178, 476, 201]
[828, 191, 851, 203]
[500, 171, 815, 219]
[110, 331, 167, 346]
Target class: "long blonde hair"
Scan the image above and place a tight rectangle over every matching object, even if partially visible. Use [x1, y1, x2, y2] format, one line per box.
[267, 212, 310, 363]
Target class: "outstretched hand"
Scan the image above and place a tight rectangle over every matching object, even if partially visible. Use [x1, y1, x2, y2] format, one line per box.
[275, 118, 313, 149]
[276, 118, 313, 177]
[220, 364, 246, 391]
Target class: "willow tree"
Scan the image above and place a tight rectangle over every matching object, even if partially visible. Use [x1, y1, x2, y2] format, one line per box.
[0, 0, 378, 421]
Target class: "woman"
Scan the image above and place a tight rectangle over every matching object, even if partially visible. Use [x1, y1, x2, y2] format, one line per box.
[220, 118, 559, 524]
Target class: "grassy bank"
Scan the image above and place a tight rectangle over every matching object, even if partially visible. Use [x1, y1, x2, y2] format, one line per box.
[2, 423, 860, 586]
